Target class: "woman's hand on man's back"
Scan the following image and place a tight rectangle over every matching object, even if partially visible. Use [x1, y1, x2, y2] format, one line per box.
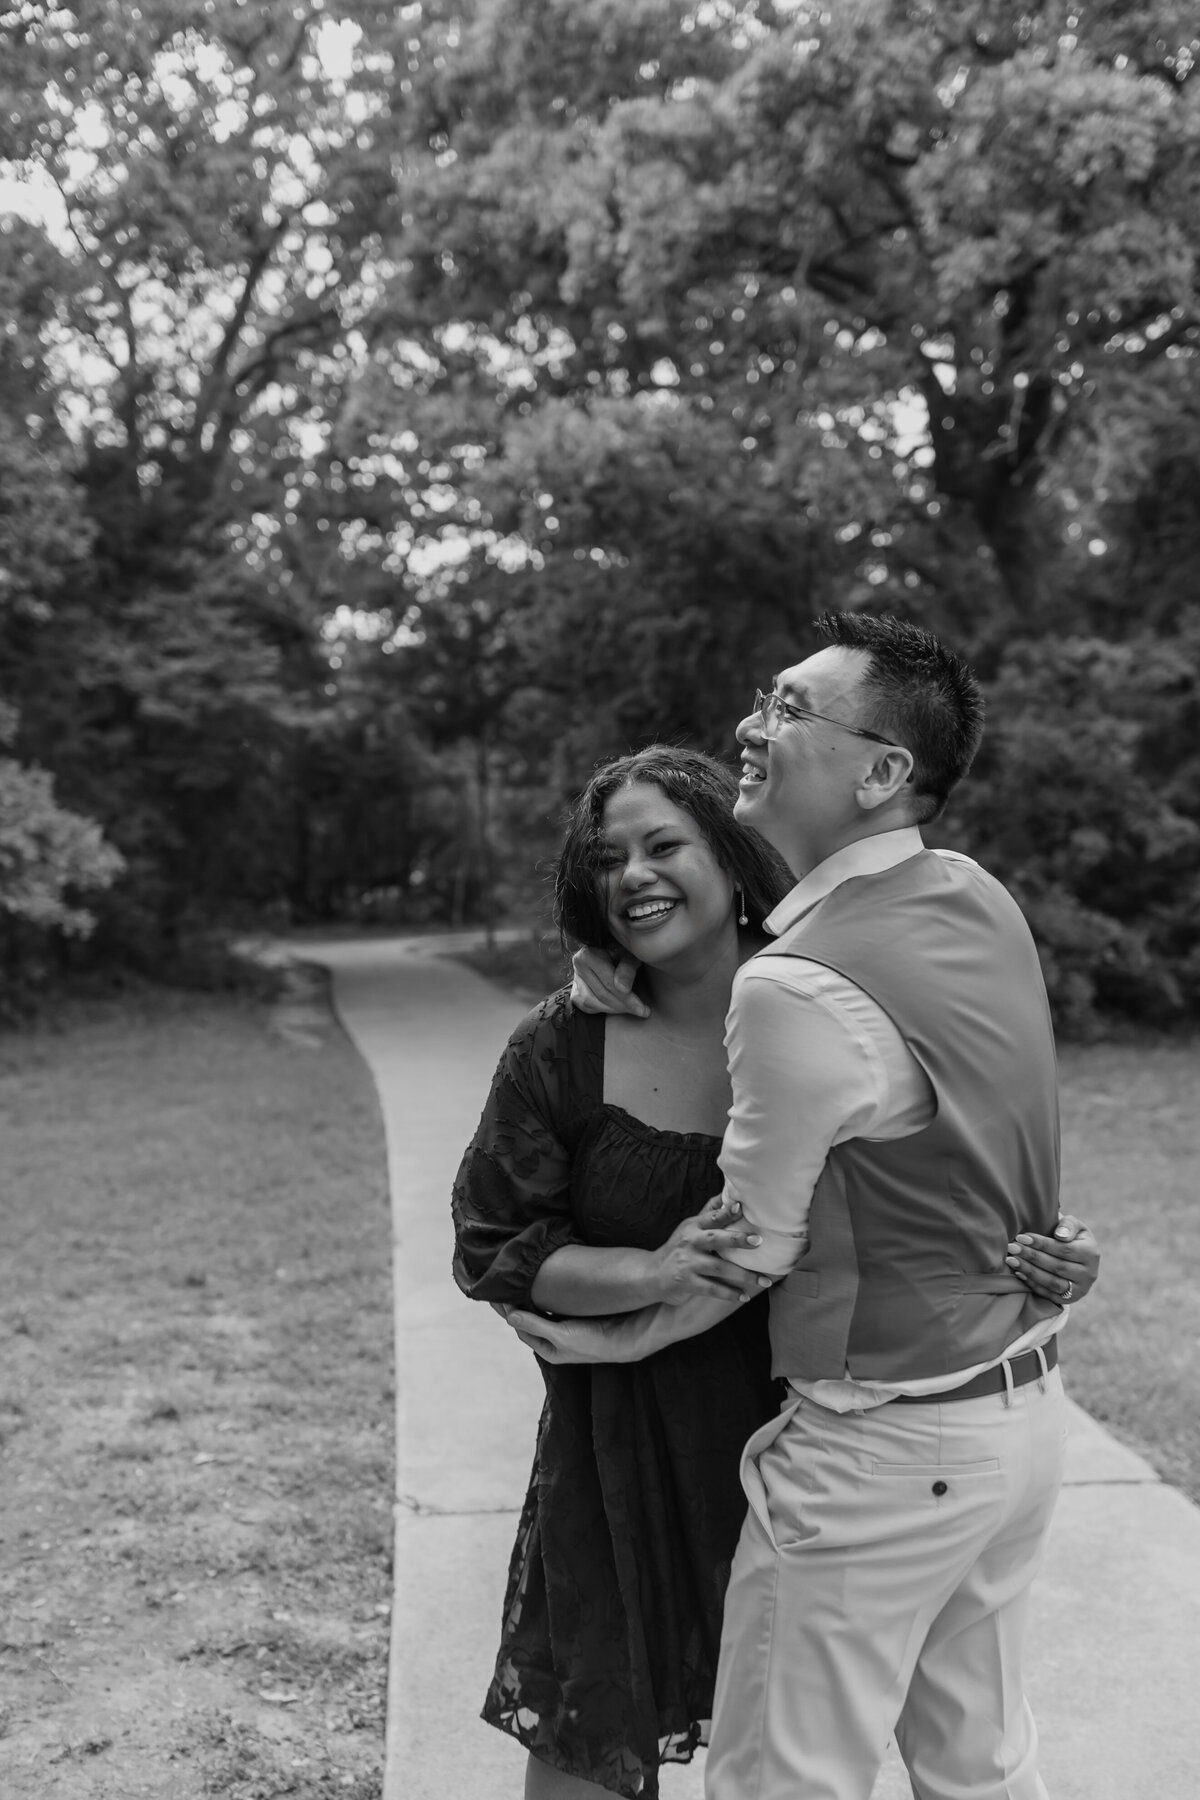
[1005, 1214, 1100, 1304]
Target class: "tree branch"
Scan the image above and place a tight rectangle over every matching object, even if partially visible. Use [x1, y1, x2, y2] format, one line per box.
[230, 303, 343, 401]
[115, 283, 142, 474]
[187, 228, 289, 452]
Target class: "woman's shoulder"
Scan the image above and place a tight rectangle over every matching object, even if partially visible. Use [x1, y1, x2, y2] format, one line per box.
[511, 984, 573, 1037]
[506, 986, 597, 1052]
[501, 987, 604, 1114]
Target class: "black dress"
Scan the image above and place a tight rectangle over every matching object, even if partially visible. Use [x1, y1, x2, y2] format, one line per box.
[452, 990, 777, 1798]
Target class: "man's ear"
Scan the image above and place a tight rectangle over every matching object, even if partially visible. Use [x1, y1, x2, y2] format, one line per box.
[856, 747, 915, 813]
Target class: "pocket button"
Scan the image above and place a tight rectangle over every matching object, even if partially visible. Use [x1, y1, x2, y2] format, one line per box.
[932, 1480, 948, 1497]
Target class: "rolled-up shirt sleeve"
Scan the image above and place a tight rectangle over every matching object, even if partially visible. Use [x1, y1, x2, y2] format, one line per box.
[716, 962, 893, 1279]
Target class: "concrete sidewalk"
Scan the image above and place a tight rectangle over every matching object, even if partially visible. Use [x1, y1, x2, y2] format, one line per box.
[301, 936, 1199, 1800]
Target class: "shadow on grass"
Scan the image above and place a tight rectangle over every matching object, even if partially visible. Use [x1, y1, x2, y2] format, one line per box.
[449, 929, 572, 1004]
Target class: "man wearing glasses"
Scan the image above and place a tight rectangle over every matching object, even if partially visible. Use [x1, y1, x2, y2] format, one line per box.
[516, 611, 1068, 1800]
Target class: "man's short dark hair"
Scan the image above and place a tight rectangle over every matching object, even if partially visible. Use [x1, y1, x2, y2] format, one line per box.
[814, 611, 985, 823]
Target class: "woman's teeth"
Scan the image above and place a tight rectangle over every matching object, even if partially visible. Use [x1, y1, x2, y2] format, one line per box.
[625, 899, 677, 922]
[741, 763, 767, 783]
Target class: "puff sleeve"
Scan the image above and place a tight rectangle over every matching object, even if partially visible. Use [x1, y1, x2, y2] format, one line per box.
[451, 993, 583, 1308]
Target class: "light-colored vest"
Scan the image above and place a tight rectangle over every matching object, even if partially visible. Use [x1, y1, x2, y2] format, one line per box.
[759, 851, 1061, 1382]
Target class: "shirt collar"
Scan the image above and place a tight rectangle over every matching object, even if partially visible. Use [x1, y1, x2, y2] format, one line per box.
[763, 827, 926, 938]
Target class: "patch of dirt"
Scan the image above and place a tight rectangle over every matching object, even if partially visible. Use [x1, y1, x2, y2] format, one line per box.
[0, 987, 394, 1796]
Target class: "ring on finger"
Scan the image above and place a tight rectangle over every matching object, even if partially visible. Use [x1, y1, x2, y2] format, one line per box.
[1061, 1279, 1074, 1302]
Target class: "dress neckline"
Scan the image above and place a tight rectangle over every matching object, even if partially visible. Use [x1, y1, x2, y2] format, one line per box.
[596, 1099, 723, 1148]
[593, 1010, 725, 1145]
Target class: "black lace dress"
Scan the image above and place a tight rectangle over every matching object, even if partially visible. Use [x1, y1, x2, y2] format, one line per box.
[452, 991, 777, 1798]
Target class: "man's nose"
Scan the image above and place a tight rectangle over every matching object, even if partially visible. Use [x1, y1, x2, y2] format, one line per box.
[736, 709, 765, 747]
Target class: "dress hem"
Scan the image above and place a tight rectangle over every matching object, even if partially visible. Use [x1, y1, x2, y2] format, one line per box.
[481, 1698, 708, 1800]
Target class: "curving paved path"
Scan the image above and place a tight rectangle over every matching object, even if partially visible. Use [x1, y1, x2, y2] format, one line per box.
[297, 934, 1200, 1800]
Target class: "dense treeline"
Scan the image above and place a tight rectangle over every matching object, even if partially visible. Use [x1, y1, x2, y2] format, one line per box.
[1, 0, 1198, 1033]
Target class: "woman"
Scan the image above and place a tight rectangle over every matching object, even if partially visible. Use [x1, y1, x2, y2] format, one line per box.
[452, 746, 1096, 1800]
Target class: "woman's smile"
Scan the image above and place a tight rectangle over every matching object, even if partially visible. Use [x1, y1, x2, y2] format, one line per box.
[622, 896, 681, 928]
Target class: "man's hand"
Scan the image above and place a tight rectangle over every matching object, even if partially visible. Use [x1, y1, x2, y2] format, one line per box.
[570, 945, 650, 1018]
[651, 1194, 775, 1305]
[501, 1309, 643, 1365]
[1005, 1213, 1100, 1305]
[501, 1273, 759, 1366]
[491, 1299, 615, 1363]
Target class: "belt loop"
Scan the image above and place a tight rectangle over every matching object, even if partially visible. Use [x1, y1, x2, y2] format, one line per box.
[1034, 1345, 1048, 1393]
[1001, 1357, 1015, 1408]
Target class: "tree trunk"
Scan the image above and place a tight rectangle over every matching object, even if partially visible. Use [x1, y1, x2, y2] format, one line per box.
[476, 734, 496, 951]
[922, 372, 1059, 624]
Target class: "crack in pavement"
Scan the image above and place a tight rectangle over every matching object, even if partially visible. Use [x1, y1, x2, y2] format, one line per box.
[396, 1494, 522, 1517]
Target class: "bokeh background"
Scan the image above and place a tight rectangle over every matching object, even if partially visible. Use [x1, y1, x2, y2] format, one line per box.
[2, 0, 1199, 1037]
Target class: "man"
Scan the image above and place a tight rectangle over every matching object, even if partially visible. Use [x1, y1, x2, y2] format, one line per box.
[510, 613, 1075, 1800]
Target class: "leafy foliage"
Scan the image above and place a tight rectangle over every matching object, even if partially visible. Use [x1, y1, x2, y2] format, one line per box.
[0, 0, 436, 974]
[0, 702, 124, 937]
[0, 0, 1197, 1030]
[947, 623, 1200, 1032]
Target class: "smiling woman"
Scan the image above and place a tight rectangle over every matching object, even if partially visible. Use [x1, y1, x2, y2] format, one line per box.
[449, 746, 792, 1799]
[597, 783, 738, 968]
[555, 746, 789, 956]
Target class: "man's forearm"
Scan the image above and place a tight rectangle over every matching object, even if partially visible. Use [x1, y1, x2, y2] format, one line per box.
[509, 1291, 744, 1363]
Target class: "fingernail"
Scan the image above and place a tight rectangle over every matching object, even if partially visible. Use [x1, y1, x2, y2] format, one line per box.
[1004, 1256, 1019, 1267]
[1054, 1226, 1071, 1239]
[739, 1293, 751, 1303]
[1015, 1234, 1032, 1245]
[758, 1275, 773, 1287]
[747, 1234, 762, 1246]
[730, 1201, 742, 1215]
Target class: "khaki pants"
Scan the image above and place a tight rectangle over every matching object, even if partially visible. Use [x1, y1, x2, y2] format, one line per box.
[706, 1368, 1067, 1800]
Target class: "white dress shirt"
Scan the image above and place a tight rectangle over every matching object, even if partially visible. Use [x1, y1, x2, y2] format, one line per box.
[718, 827, 938, 1282]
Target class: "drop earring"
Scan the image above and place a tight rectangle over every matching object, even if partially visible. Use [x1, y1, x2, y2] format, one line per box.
[736, 887, 748, 926]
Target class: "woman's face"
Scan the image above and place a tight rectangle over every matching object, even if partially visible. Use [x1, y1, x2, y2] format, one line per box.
[597, 783, 738, 971]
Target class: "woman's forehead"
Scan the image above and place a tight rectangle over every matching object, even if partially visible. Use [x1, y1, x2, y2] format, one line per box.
[600, 782, 694, 837]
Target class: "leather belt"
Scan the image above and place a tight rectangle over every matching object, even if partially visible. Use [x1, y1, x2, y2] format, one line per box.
[889, 1334, 1058, 1404]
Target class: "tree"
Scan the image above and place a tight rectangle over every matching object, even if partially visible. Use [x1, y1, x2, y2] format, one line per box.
[0, 1, 436, 955]
[388, 1, 1199, 632]
[360, 0, 1200, 1027]
[0, 411, 125, 993]
[2, 0, 1198, 1026]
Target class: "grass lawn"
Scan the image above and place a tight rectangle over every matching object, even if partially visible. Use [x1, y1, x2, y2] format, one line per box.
[1057, 1038, 1200, 1501]
[452, 927, 570, 1002]
[0, 987, 393, 1799]
[1, 962, 1197, 1800]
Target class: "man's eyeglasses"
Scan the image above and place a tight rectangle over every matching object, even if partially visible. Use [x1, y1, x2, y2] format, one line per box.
[752, 689, 900, 748]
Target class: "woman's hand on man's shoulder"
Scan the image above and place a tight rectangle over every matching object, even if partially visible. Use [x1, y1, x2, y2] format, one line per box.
[569, 946, 649, 1018]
